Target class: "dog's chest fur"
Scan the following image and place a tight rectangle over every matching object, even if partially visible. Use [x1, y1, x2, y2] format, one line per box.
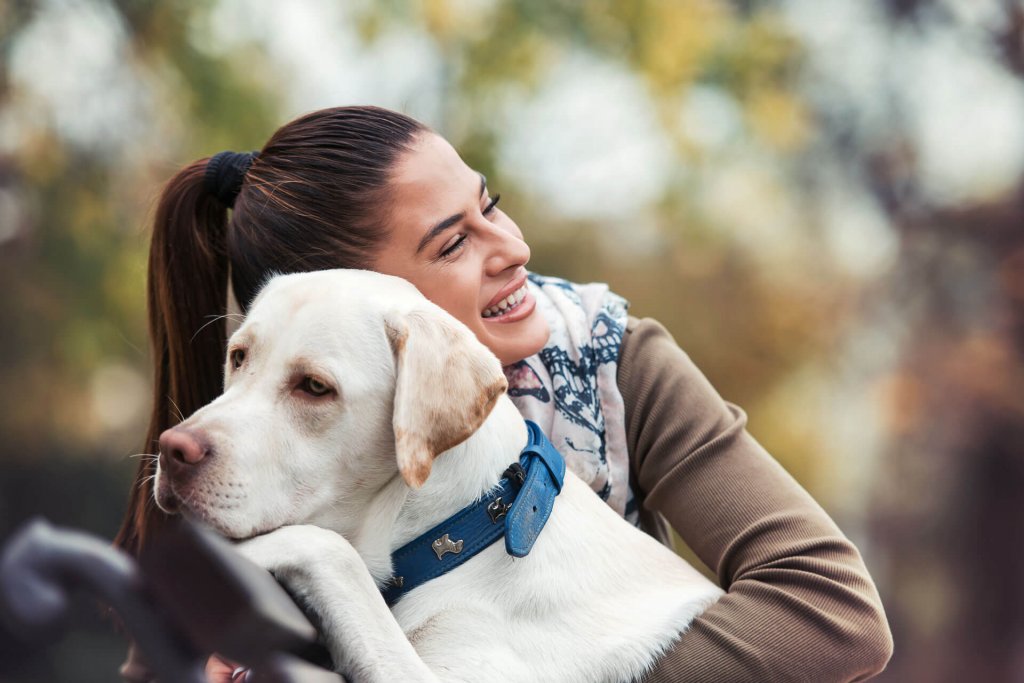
[377, 400, 723, 683]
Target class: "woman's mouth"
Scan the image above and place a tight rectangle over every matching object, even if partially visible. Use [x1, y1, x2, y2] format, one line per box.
[482, 283, 529, 319]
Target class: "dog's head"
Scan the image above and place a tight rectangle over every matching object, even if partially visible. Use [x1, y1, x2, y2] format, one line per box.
[153, 269, 508, 539]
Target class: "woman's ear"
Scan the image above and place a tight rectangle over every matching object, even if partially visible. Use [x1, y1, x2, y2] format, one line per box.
[386, 308, 508, 488]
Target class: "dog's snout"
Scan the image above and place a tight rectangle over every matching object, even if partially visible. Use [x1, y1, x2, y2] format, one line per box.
[159, 426, 213, 472]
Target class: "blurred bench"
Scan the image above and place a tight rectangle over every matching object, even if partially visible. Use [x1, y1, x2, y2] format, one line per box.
[0, 517, 343, 682]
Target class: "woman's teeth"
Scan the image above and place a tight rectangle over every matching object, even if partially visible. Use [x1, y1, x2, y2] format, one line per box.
[482, 284, 528, 318]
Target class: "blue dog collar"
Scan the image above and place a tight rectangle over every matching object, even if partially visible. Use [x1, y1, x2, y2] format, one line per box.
[381, 420, 565, 606]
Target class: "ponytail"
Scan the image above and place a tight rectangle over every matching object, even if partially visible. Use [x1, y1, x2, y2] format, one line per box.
[115, 106, 427, 554]
[114, 159, 231, 555]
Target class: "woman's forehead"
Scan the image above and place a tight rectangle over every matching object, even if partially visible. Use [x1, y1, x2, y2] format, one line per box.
[390, 133, 476, 201]
[382, 133, 481, 250]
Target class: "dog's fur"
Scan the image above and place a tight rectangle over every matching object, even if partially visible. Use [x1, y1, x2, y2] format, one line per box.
[154, 270, 722, 683]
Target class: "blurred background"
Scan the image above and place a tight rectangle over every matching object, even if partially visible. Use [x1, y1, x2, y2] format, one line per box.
[1, 0, 1022, 681]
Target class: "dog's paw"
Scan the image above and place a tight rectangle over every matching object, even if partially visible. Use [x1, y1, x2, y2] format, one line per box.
[235, 525, 355, 576]
[235, 525, 395, 672]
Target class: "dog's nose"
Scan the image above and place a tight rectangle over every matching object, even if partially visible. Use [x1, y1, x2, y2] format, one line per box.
[159, 426, 212, 472]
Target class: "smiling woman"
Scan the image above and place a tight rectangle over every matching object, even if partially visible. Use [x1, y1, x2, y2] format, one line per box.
[370, 132, 549, 366]
[118, 105, 893, 682]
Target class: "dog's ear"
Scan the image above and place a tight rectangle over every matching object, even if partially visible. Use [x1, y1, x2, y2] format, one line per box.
[386, 308, 508, 489]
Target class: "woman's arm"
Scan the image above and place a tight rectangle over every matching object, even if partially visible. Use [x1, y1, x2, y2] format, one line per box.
[619, 317, 893, 682]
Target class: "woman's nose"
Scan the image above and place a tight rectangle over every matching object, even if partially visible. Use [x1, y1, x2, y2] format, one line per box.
[483, 223, 531, 277]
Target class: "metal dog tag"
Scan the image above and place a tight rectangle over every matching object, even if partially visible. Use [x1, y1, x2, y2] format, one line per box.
[431, 534, 464, 560]
[487, 497, 511, 524]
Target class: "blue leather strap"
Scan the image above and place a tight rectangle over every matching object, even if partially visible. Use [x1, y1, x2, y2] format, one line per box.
[380, 477, 518, 606]
[381, 420, 564, 606]
[504, 420, 565, 558]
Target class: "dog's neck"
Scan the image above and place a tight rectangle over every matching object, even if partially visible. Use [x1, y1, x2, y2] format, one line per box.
[353, 396, 528, 585]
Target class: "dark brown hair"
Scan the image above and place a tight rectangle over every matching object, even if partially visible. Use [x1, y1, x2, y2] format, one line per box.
[115, 106, 427, 555]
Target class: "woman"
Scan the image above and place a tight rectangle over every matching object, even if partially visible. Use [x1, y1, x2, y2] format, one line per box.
[118, 106, 893, 682]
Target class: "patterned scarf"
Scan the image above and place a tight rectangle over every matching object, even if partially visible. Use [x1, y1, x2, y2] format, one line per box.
[503, 273, 639, 525]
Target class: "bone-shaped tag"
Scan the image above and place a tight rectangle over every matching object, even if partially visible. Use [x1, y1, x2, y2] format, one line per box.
[432, 533, 464, 560]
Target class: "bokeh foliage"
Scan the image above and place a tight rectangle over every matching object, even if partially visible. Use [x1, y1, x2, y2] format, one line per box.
[2, 1, 1023, 681]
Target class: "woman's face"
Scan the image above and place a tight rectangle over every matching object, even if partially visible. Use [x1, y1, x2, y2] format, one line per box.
[370, 133, 550, 366]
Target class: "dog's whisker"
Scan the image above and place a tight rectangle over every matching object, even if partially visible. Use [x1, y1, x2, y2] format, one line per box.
[190, 313, 241, 342]
[127, 452, 159, 461]
[167, 395, 186, 424]
[138, 472, 158, 492]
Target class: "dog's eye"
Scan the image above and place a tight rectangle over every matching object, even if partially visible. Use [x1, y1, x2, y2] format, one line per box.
[300, 376, 332, 397]
[230, 348, 246, 369]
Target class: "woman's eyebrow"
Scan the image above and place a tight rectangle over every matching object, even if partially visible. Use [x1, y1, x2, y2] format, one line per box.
[415, 173, 488, 254]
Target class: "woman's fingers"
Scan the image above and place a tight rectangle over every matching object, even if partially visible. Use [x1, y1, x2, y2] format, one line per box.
[205, 654, 248, 682]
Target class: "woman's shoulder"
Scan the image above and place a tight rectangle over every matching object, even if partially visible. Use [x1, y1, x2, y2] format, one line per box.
[617, 315, 743, 439]
[618, 315, 701, 389]
[622, 315, 674, 339]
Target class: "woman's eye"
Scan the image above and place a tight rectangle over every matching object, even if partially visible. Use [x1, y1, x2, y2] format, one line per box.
[483, 193, 501, 216]
[301, 376, 332, 397]
[440, 234, 467, 259]
[230, 348, 246, 369]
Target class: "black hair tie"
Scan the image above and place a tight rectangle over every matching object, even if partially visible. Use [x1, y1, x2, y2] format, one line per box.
[204, 150, 259, 208]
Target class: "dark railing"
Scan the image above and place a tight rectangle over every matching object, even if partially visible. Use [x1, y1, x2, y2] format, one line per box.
[0, 517, 344, 682]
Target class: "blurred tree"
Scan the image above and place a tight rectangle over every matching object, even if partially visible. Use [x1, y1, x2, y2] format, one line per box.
[6, 0, 1024, 681]
[359, 0, 840, 490]
[1, 0, 836, 493]
[0, 0, 280, 453]
[816, 3, 1024, 681]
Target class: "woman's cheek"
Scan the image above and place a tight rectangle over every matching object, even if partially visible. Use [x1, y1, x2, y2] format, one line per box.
[431, 289, 476, 329]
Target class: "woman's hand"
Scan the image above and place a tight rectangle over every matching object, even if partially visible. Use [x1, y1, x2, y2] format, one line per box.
[206, 655, 248, 682]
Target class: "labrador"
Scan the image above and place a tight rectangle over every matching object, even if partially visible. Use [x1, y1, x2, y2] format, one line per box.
[154, 269, 722, 683]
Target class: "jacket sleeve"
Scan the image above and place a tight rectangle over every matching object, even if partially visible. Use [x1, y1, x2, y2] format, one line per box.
[619, 317, 893, 682]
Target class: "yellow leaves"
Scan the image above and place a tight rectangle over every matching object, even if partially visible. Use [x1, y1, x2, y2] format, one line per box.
[745, 86, 809, 151]
[420, 0, 495, 45]
[702, 11, 809, 151]
[740, 12, 801, 77]
[102, 246, 148, 329]
[747, 375, 827, 495]
[17, 127, 68, 186]
[422, 0, 457, 41]
[354, 6, 385, 43]
[67, 185, 111, 253]
[414, 0, 812, 159]
[634, 0, 729, 95]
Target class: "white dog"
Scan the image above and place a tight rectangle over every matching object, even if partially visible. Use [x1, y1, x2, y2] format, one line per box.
[154, 270, 722, 683]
